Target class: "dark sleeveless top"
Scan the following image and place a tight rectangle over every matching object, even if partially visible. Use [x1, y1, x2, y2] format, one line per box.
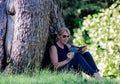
[54, 43, 69, 62]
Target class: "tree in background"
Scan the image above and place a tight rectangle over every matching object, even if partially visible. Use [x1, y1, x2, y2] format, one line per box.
[61, 0, 117, 35]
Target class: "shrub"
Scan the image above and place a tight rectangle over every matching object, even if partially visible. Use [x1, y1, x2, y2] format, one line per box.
[73, 1, 120, 78]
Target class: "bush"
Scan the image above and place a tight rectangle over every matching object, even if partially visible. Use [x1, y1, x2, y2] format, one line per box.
[61, 0, 116, 35]
[73, 1, 120, 78]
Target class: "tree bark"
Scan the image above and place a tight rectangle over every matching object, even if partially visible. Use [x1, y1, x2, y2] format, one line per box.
[2, 0, 65, 73]
[5, 0, 52, 73]
[0, 0, 7, 71]
[41, 0, 65, 68]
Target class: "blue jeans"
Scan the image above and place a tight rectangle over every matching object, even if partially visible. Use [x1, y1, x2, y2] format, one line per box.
[65, 52, 99, 76]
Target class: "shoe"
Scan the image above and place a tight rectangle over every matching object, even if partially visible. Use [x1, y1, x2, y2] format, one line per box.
[93, 72, 101, 79]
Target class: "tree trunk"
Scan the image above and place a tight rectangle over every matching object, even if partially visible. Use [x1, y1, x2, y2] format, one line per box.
[2, 0, 65, 73]
[0, 0, 7, 71]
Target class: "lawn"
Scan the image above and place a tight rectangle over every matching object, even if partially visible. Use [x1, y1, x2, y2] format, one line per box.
[0, 70, 119, 84]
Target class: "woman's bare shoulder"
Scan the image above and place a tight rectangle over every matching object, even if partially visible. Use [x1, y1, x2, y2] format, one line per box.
[49, 45, 58, 56]
[49, 45, 57, 51]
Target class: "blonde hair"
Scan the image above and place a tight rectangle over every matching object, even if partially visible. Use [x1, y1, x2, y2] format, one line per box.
[55, 27, 70, 41]
[57, 27, 70, 35]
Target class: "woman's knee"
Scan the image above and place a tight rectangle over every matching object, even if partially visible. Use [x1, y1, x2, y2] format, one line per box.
[83, 51, 91, 56]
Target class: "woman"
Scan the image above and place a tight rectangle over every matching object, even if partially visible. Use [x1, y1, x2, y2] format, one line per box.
[49, 27, 101, 79]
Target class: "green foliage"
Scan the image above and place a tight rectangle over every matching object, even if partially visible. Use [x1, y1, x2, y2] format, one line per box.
[73, 1, 120, 78]
[61, 0, 116, 35]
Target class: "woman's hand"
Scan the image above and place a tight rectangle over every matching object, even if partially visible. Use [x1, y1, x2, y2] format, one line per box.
[67, 52, 75, 60]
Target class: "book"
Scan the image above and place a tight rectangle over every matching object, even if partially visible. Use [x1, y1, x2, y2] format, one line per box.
[69, 45, 86, 54]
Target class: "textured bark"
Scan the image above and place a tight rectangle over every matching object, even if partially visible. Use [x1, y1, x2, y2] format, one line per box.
[0, 0, 7, 71]
[41, 0, 66, 68]
[0, 0, 65, 73]
[49, 0, 65, 43]
[4, 0, 52, 73]
[5, 0, 15, 58]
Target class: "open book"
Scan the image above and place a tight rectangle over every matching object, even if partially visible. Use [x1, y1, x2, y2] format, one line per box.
[69, 45, 86, 54]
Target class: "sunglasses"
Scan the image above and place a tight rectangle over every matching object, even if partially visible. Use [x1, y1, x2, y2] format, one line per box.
[62, 35, 69, 38]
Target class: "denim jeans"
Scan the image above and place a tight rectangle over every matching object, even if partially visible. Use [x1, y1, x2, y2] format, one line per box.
[65, 52, 99, 76]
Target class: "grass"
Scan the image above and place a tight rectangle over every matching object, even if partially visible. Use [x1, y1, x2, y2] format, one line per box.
[0, 69, 119, 84]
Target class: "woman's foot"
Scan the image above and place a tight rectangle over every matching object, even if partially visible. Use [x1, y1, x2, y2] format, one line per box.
[93, 72, 101, 79]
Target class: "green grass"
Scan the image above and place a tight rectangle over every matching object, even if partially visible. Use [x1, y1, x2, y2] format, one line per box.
[0, 70, 119, 84]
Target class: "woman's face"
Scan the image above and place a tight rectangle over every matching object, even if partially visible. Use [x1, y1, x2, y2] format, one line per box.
[58, 32, 69, 45]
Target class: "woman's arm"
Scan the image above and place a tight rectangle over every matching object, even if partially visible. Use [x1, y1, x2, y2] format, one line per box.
[49, 45, 72, 69]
